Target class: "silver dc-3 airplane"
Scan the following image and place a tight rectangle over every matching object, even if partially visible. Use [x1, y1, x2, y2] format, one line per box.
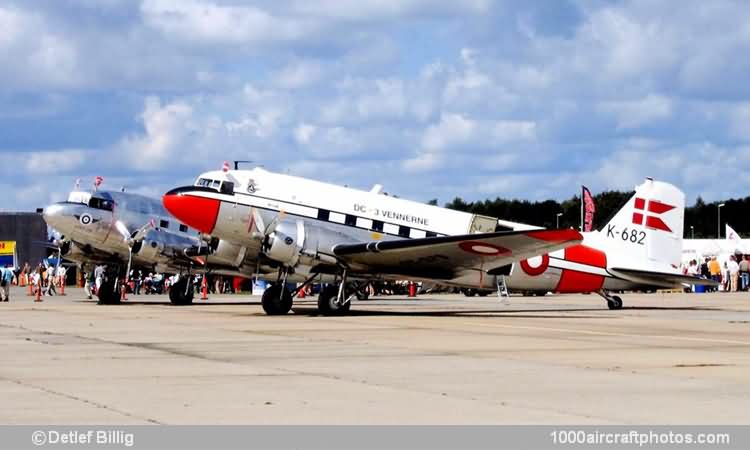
[163, 165, 583, 315]
[43, 189, 261, 304]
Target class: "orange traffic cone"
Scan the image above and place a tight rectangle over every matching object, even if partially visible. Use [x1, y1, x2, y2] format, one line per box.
[59, 275, 66, 296]
[34, 281, 43, 302]
[201, 276, 208, 300]
[27, 280, 33, 296]
[298, 286, 306, 298]
[408, 282, 417, 298]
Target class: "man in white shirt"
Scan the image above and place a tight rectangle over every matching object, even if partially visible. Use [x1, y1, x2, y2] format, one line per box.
[728, 256, 740, 292]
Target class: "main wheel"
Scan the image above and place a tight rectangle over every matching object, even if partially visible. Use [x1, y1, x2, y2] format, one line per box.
[318, 285, 352, 315]
[97, 280, 121, 305]
[463, 289, 477, 297]
[169, 278, 194, 305]
[262, 284, 293, 315]
[607, 295, 623, 310]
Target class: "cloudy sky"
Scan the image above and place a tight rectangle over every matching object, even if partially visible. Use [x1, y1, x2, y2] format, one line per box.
[2, 0, 750, 211]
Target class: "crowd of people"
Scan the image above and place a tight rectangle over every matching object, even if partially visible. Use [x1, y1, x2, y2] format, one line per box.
[683, 252, 750, 292]
[0, 262, 69, 301]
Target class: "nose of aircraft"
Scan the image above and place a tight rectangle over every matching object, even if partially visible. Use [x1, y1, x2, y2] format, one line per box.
[162, 188, 221, 234]
[41, 203, 65, 229]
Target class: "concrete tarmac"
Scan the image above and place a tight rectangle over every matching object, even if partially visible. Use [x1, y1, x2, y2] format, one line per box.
[0, 286, 748, 424]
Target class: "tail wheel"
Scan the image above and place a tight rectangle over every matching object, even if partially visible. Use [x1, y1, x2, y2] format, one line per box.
[607, 295, 623, 310]
[318, 285, 352, 315]
[262, 284, 293, 315]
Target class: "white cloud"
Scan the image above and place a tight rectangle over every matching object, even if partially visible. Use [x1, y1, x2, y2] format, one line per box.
[599, 94, 673, 129]
[140, 0, 316, 45]
[116, 96, 193, 170]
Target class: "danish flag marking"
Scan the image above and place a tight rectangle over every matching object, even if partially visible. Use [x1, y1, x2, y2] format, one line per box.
[632, 198, 675, 232]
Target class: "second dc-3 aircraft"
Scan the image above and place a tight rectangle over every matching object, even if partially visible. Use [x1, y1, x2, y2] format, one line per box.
[163, 166, 711, 315]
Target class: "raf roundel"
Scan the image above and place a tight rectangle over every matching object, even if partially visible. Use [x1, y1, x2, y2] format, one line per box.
[458, 241, 511, 256]
[79, 214, 92, 225]
[520, 254, 550, 276]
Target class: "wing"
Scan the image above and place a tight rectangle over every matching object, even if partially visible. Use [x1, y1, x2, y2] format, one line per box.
[332, 229, 582, 279]
[609, 267, 719, 288]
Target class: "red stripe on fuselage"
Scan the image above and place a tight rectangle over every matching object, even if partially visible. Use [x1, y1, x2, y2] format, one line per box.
[554, 245, 607, 293]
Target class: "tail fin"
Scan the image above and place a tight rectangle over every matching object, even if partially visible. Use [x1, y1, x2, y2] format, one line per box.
[598, 178, 685, 269]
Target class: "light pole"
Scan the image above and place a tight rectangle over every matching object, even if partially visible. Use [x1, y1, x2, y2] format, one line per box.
[690, 225, 694, 239]
[556, 212, 563, 228]
[718, 203, 725, 238]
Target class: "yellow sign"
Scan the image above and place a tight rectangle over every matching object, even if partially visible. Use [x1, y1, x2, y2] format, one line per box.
[0, 241, 15, 255]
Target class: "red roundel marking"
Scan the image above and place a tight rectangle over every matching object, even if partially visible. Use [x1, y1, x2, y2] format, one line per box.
[520, 254, 550, 276]
[458, 241, 511, 256]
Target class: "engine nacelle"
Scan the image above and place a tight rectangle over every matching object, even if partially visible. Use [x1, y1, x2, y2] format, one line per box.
[135, 238, 165, 261]
[210, 239, 249, 267]
[265, 221, 304, 267]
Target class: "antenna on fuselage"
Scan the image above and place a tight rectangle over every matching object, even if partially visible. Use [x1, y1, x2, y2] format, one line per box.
[233, 160, 255, 170]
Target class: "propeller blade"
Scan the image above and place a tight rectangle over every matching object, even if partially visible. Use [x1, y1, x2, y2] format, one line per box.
[114, 220, 131, 242]
[263, 209, 285, 236]
[132, 219, 155, 243]
[249, 208, 265, 237]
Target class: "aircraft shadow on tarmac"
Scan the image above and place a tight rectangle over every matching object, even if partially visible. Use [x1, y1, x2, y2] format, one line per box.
[74, 299, 724, 317]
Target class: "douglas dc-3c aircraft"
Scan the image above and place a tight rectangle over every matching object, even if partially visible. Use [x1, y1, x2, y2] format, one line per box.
[43, 189, 260, 304]
[164, 168, 713, 315]
[163, 166, 580, 315]
[498, 178, 717, 306]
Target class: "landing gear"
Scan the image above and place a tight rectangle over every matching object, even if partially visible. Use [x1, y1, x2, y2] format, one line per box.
[169, 277, 194, 305]
[597, 290, 623, 310]
[262, 284, 293, 315]
[97, 279, 120, 305]
[607, 296, 623, 310]
[318, 284, 352, 315]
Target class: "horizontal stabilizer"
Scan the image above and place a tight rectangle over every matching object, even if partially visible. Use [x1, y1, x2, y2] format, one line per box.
[609, 267, 719, 288]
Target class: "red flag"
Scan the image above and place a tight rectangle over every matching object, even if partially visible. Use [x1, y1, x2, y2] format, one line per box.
[94, 176, 104, 190]
[222, 161, 230, 172]
[582, 186, 596, 232]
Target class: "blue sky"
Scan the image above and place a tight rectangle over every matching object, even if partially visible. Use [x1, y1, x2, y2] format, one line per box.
[2, 0, 750, 211]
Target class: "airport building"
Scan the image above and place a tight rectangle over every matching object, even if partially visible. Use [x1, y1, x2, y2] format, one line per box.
[0, 211, 48, 269]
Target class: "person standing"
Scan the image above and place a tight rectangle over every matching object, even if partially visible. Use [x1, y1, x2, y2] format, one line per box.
[739, 256, 749, 291]
[0, 265, 12, 302]
[728, 256, 740, 292]
[84, 269, 95, 299]
[708, 256, 722, 291]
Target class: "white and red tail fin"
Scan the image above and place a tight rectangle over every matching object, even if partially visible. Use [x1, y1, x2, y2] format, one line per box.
[591, 178, 685, 270]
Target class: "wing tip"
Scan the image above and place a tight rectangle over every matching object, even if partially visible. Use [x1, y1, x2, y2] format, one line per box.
[526, 229, 583, 243]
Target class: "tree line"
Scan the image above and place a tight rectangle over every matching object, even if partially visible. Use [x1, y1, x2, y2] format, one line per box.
[434, 192, 749, 239]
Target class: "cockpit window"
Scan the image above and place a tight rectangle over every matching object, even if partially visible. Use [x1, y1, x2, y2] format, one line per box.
[220, 181, 234, 195]
[196, 178, 212, 188]
[88, 197, 114, 211]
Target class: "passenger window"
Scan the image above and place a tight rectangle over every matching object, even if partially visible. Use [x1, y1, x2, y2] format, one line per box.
[371, 220, 384, 232]
[345, 215, 357, 226]
[426, 231, 438, 238]
[179, 224, 188, 233]
[317, 210, 330, 221]
[398, 226, 410, 238]
[160, 220, 169, 229]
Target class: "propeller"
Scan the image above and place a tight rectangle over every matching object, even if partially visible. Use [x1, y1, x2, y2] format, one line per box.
[114, 219, 156, 284]
[248, 207, 285, 239]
